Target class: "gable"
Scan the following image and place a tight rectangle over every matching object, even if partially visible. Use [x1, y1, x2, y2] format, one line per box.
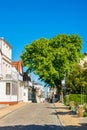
[12, 60, 23, 74]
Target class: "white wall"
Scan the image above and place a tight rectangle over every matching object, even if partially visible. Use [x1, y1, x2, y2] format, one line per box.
[0, 82, 17, 102]
[18, 82, 24, 101]
[2, 59, 12, 78]
[18, 73, 23, 81]
[0, 38, 12, 78]
[0, 82, 6, 98]
[1, 40, 12, 60]
[0, 52, 2, 78]
[0, 39, 3, 78]
[11, 67, 18, 80]
[23, 88, 28, 102]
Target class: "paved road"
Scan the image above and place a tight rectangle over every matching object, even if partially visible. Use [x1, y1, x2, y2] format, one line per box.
[0, 103, 62, 130]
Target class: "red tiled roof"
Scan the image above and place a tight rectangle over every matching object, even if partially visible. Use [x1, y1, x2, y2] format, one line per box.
[12, 60, 23, 73]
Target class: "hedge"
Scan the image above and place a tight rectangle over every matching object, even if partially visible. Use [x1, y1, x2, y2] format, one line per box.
[65, 94, 87, 106]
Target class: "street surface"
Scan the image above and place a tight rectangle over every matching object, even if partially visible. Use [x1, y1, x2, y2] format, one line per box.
[0, 103, 62, 130]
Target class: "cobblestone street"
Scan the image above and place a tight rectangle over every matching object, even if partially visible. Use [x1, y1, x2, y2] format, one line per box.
[0, 103, 62, 130]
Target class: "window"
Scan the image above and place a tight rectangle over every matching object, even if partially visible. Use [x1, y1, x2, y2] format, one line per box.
[12, 82, 17, 95]
[6, 83, 10, 95]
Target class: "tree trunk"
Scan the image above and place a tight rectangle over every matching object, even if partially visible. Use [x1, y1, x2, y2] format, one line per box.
[56, 86, 64, 103]
[60, 91, 64, 103]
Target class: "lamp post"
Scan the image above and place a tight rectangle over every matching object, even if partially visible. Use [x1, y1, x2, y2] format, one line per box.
[61, 73, 66, 92]
[61, 74, 66, 102]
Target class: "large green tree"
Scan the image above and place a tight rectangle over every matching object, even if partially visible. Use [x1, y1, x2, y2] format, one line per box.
[21, 34, 83, 98]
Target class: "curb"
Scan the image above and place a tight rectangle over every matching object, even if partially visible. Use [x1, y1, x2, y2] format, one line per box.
[53, 103, 65, 130]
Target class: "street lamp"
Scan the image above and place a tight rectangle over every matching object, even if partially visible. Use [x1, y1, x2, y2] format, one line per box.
[61, 73, 66, 90]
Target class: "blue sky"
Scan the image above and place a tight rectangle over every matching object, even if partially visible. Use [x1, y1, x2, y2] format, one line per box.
[0, 0, 87, 92]
[0, 0, 87, 61]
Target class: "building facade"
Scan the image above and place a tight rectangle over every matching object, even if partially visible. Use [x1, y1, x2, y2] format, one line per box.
[0, 37, 44, 104]
[0, 38, 23, 105]
[11, 60, 24, 102]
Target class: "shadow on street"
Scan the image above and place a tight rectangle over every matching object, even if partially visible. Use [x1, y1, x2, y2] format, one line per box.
[0, 124, 61, 130]
[0, 124, 87, 130]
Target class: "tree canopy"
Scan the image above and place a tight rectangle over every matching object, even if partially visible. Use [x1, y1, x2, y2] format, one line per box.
[21, 34, 83, 89]
[66, 62, 87, 94]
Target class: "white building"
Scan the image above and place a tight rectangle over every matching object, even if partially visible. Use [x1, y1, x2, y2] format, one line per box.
[11, 60, 24, 103]
[0, 37, 43, 104]
[0, 38, 24, 105]
[34, 83, 45, 103]
[0, 37, 12, 79]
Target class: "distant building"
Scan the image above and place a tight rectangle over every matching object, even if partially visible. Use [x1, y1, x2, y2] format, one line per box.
[23, 72, 33, 102]
[47, 86, 58, 103]
[80, 52, 87, 67]
[33, 83, 45, 103]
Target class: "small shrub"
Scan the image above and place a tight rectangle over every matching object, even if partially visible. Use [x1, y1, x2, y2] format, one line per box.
[83, 111, 87, 117]
[64, 95, 69, 106]
[85, 107, 87, 112]
[83, 104, 87, 111]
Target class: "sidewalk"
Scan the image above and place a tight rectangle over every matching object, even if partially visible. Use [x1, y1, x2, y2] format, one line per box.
[0, 102, 27, 119]
[54, 102, 87, 130]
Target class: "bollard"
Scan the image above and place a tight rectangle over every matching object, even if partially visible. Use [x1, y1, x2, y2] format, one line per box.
[78, 105, 83, 117]
[69, 101, 74, 110]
